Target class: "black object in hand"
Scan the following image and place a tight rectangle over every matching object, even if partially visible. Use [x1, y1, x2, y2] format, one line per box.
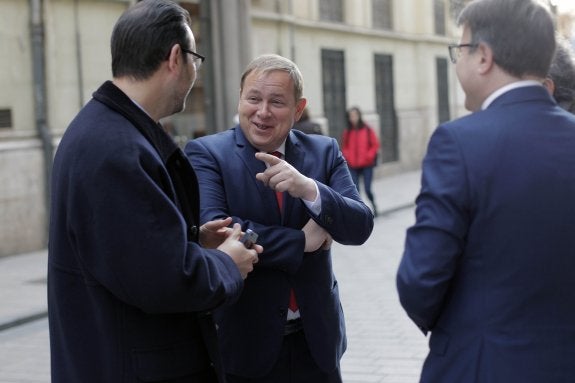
[240, 229, 258, 248]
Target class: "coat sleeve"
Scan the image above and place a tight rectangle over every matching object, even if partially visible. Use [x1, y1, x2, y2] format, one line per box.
[396, 125, 470, 332]
[315, 139, 374, 245]
[69, 139, 243, 313]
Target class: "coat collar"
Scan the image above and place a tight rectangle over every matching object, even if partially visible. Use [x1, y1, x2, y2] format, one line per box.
[92, 81, 180, 165]
[93, 81, 199, 238]
[486, 83, 554, 110]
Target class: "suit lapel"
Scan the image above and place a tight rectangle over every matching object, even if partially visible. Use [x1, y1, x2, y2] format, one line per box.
[233, 128, 283, 220]
[284, 132, 306, 224]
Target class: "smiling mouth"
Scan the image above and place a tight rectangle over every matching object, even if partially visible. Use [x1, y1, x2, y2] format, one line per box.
[253, 122, 273, 130]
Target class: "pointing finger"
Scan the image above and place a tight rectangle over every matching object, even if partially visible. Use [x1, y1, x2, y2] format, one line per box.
[255, 152, 282, 166]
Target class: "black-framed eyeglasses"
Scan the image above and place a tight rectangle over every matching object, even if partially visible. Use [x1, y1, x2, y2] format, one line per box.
[448, 43, 478, 64]
[182, 48, 205, 69]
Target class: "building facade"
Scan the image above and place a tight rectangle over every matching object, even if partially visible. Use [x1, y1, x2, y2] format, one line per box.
[0, 0, 466, 256]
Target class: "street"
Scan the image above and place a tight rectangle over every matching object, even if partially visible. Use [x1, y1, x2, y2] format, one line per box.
[0, 207, 428, 383]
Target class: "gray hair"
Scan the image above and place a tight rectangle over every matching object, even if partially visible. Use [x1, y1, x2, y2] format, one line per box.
[240, 54, 304, 101]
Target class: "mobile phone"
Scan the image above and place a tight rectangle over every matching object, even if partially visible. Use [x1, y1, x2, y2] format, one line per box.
[240, 229, 259, 249]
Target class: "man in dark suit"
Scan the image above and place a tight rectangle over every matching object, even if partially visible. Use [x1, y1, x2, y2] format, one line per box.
[48, 1, 260, 382]
[396, 1, 575, 382]
[185, 54, 374, 382]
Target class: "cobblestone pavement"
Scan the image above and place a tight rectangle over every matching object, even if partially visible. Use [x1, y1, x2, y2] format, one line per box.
[335, 208, 428, 382]
[0, 170, 428, 382]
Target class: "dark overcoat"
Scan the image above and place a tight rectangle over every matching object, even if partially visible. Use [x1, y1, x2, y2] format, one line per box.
[48, 81, 242, 382]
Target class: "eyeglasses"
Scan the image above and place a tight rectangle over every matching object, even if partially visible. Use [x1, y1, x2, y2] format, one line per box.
[182, 48, 205, 69]
[448, 43, 478, 64]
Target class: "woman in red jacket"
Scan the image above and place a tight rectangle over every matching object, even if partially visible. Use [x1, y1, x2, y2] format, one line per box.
[342, 106, 380, 216]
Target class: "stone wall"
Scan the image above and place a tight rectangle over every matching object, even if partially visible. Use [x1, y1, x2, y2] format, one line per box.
[0, 139, 47, 257]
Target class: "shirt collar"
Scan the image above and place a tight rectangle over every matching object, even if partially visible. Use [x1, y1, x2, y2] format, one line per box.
[481, 80, 543, 110]
[269, 141, 287, 157]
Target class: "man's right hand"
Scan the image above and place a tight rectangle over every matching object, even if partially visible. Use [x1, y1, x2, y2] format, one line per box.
[217, 223, 261, 279]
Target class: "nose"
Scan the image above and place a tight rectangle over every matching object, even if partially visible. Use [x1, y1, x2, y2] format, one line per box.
[257, 102, 272, 118]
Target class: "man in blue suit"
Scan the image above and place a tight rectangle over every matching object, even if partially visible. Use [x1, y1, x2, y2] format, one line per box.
[396, 0, 575, 382]
[185, 54, 374, 382]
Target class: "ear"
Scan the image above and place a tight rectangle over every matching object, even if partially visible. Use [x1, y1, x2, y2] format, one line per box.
[477, 42, 495, 75]
[542, 78, 555, 96]
[294, 98, 307, 121]
[166, 44, 183, 74]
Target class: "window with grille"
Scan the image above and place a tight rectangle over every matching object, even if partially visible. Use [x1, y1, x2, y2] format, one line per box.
[319, 0, 343, 22]
[436, 57, 451, 123]
[321, 49, 347, 140]
[373, 0, 393, 30]
[374, 54, 398, 162]
[434, 0, 446, 36]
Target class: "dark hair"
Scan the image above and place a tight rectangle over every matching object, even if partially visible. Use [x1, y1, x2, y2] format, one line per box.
[458, 0, 555, 78]
[111, 0, 191, 80]
[548, 37, 575, 113]
[346, 106, 365, 130]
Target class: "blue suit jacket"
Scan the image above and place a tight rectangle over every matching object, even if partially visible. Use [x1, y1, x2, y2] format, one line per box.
[185, 127, 374, 377]
[397, 85, 575, 383]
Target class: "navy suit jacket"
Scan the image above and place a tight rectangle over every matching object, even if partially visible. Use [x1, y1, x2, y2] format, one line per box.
[185, 127, 374, 377]
[397, 85, 575, 383]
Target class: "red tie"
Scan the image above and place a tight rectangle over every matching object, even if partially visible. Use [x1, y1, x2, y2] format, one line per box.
[270, 151, 284, 214]
[270, 151, 298, 313]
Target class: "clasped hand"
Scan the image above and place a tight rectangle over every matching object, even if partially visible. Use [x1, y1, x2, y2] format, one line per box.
[200, 217, 261, 279]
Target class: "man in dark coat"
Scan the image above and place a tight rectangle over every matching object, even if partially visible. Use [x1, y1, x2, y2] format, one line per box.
[48, 1, 260, 382]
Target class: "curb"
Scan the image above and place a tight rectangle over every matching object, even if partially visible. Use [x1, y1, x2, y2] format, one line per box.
[0, 311, 48, 332]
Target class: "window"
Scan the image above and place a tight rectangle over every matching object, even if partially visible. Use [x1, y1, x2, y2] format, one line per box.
[321, 49, 347, 139]
[436, 57, 451, 123]
[319, 0, 343, 22]
[0, 109, 12, 129]
[434, 0, 446, 36]
[374, 54, 398, 162]
[373, 0, 393, 30]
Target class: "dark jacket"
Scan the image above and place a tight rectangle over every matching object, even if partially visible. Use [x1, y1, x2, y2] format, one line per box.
[48, 81, 243, 383]
[397, 85, 575, 382]
[185, 128, 374, 377]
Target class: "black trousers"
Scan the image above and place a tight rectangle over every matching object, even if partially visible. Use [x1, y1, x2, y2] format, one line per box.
[226, 330, 343, 383]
